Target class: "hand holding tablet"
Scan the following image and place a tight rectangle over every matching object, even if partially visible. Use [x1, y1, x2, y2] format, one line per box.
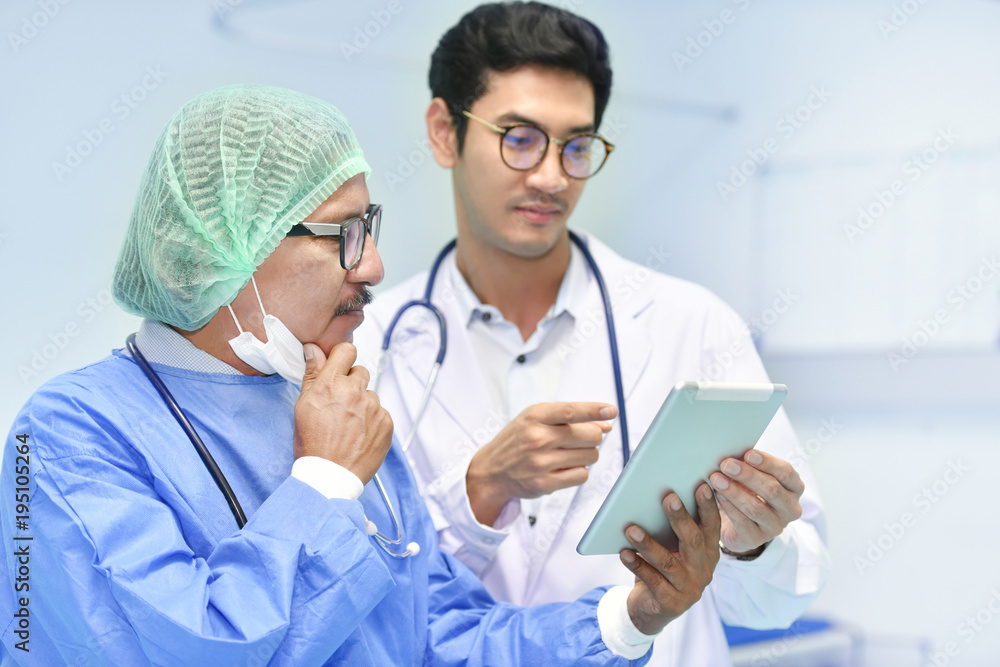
[577, 381, 789, 556]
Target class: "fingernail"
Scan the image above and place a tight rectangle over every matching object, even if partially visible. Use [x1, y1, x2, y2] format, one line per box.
[620, 549, 636, 565]
[746, 450, 762, 465]
[722, 459, 741, 476]
[711, 473, 729, 490]
[600, 406, 616, 419]
[303, 344, 315, 360]
[627, 525, 644, 543]
[668, 494, 682, 511]
[701, 484, 713, 500]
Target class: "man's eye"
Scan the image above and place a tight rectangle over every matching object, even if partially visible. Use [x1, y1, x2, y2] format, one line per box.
[506, 135, 533, 149]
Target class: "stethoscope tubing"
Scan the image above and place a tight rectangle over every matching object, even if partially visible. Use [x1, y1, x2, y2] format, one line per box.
[127, 229, 628, 559]
[128, 334, 418, 556]
[380, 231, 631, 466]
[567, 230, 631, 466]
[127, 334, 249, 528]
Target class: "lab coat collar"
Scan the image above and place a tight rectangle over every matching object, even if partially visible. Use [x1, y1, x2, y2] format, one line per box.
[392, 253, 501, 445]
[445, 239, 589, 327]
[391, 230, 656, 471]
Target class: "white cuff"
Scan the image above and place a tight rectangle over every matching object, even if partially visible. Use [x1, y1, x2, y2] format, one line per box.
[437, 458, 517, 540]
[719, 527, 789, 571]
[596, 585, 658, 659]
[291, 456, 364, 500]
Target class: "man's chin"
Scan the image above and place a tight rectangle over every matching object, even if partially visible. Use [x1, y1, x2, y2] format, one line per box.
[315, 311, 365, 352]
[499, 231, 565, 260]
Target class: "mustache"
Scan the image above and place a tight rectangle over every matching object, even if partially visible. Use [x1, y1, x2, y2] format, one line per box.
[511, 194, 568, 212]
[334, 287, 374, 316]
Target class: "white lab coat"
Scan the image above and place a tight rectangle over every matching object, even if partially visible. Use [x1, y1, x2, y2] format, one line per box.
[355, 231, 830, 666]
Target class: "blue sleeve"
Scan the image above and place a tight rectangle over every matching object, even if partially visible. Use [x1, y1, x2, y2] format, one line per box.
[0, 397, 395, 666]
[424, 549, 651, 666]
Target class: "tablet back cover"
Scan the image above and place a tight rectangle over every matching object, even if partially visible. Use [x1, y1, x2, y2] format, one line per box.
[576, 381, 786, 556]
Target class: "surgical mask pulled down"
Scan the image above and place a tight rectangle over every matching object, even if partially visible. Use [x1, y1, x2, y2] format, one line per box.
[228, 276, 306, 385]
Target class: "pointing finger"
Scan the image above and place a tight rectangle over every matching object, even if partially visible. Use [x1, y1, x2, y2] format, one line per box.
[551, 421, 612, 448]
[533, 402, 617, 426]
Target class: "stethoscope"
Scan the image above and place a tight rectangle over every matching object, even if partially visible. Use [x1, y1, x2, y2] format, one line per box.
[373, 230, 631, 468]
[126, 230, 628, 562]
[126, 334, 420, 559]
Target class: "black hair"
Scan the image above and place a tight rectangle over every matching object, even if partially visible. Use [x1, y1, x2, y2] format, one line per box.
[429, 1, 612, 152]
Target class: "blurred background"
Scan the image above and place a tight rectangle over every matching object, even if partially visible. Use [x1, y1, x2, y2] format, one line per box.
[2, 0, 998, 664]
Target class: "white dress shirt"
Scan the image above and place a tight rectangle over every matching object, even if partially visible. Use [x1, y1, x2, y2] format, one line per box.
[129, 317, 656, 659]
[354, 232, 831, 667]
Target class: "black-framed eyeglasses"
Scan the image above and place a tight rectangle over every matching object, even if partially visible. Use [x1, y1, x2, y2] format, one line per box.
[462, 110, 615, 179]
[286, 203, 382, 270]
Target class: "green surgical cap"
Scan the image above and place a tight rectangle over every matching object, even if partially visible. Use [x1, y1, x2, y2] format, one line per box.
[112, 84, 371, 331]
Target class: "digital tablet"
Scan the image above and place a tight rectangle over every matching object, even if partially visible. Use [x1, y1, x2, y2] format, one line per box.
[576, 381, 787, 556]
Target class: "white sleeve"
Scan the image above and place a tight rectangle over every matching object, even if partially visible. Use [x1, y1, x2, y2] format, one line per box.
[702, 302, 832, 628]
[422, 456, 521, 575]
[712, 514, 830, 627]
[596, 585, 659, 659]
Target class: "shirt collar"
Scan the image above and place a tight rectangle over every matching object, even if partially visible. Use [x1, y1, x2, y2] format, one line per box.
[132, 319, 242, 375]
[446, 239, 590, 327]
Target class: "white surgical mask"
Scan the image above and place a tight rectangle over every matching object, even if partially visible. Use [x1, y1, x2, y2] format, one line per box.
[227, 276, 306, 386]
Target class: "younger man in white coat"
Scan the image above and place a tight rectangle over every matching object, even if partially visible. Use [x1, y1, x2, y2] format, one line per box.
[356, 3, 830, 664]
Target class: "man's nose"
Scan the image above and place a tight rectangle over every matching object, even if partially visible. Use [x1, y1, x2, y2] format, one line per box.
[350, 234, 385, 286]
[525, 141, 569, 194]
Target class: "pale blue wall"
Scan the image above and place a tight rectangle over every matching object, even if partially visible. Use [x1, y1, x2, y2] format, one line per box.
[2, 1, 998, 663]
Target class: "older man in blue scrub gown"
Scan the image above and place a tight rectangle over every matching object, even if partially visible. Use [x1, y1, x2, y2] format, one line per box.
[0, 84, 723, 666]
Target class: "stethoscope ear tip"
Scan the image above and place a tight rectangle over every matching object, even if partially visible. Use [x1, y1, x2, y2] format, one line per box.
[366, 519, 378, 536]
[406, 542, 420, 556]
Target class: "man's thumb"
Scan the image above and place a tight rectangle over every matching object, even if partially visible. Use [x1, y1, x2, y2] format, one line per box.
[300, 343, 326, 391]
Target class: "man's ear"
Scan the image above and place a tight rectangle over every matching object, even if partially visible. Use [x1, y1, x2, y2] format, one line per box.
[426, 98, 459, 168]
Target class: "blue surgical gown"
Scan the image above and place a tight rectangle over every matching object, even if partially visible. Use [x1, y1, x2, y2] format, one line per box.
[0, 351, 650, 666]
